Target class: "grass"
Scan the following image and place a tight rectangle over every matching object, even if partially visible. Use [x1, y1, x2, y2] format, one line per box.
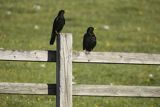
[0, 0, 160, 107]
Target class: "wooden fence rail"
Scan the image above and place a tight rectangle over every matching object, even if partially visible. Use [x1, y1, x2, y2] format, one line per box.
[1, 50, 160, 64]
[0, 33, 160, 107]
[0, 83, 160, 98]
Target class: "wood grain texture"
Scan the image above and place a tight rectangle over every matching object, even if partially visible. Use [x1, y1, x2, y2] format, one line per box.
[73, 51, 160, 64]
[0, 83, 160, 98]
[56, 33, 72, 107]
[0, 83, 56, 95]
[0, 50, 56, 62]
[0, 50, 160, 64]
[73, 85, 160, 97]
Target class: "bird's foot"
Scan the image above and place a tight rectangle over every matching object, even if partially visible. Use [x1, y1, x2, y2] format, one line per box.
[85, 50, 90, 55]
[55, 31, 59, 35]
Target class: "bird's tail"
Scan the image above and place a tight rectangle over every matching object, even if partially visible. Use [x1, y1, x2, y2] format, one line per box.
[50, 31, 57, 45]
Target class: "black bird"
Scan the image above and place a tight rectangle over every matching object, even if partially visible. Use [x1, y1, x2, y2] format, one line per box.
[50, 10, 65, 45]
[83, 27, 96, 52]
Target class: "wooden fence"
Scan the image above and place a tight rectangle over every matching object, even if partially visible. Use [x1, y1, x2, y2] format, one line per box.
[0, 33, 160, 107]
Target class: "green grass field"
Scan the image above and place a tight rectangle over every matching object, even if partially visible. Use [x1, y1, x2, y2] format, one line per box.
[0, 0, 160, 107]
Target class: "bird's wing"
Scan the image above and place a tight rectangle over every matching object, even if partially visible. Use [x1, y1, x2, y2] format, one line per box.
[53, 16, 59, 30]
[57, 17, 65, 32]
[90, 34, 96, 49]
[51, 16, 59, 35]
[92, 34, 96, 46]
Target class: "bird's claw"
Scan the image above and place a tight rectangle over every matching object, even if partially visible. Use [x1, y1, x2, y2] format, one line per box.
[85, 50, 90, 55]
[55, 31, 59, 35]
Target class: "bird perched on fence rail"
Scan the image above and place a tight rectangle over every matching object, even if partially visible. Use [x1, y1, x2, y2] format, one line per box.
[83, 27, 96, 53]
[50, 10, 65, 45]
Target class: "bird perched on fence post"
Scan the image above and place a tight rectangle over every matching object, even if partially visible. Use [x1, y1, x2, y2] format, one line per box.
[83, 27, 97, 53]
[50, 10, 65, 45]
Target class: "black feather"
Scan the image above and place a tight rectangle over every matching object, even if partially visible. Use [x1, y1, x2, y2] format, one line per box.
[50, 31, 56, 45]
[50, 10, 65, 45]
[83, 27, 96, 52]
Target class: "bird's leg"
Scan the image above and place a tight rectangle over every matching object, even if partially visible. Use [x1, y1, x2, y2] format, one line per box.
[85, 50, 90, 55]
[55, 31, 59, 35]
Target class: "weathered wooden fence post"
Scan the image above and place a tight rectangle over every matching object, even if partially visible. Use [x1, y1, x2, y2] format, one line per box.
[56, 33, 72, 107]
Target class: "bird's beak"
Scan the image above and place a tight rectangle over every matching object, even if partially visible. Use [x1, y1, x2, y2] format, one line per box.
[94, 27, 97, 30]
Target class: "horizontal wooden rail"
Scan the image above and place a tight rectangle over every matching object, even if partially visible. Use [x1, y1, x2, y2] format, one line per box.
[0, 83, 56, 95]
[73, 85, 160, 97]
[0, 50, 160, 64]
[0, 50, 56, 62]
[0, 83, 160, 97]
[73, 51, 160, 64]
